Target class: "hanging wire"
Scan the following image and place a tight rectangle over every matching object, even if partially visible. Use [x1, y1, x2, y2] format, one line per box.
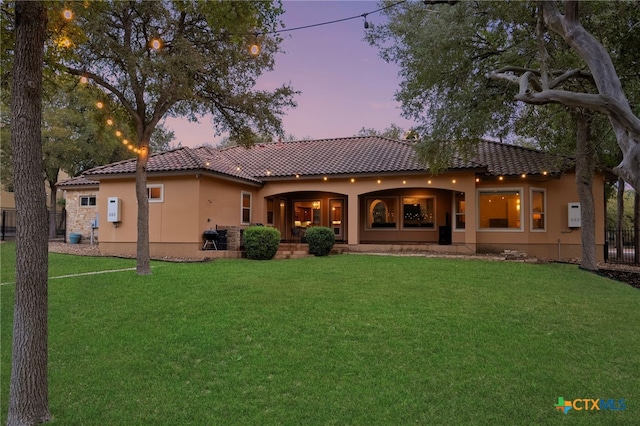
[263, 1, 407, 35]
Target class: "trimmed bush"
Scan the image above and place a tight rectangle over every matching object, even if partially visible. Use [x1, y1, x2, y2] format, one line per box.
[243, 226, 281, 260]
[305, 226, 335, 256]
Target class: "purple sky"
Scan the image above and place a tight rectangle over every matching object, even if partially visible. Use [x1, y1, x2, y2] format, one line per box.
[164, 1, 415, 147]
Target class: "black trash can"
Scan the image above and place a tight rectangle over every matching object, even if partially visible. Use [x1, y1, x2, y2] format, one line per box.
[438, 225, 452, 245]
[216, 229, 228, 250]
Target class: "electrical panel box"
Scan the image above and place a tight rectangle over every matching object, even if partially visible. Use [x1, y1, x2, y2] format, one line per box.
[91, 214, 99, 228]
[568, 202, 581, 228]
[107, 197, 121, 222]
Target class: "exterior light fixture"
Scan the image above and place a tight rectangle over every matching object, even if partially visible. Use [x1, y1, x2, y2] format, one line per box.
[362, 14, 370, 29]
[475, 177, 480, 183]
[350, 178, 355, 183]
[452, 179, 456, 183]
[428, 180, 432, 184]
[543, 171, 548, 175]
[498, 176, 504, 181]
[323, 176, 328, 181]
[521, 173, 526, 178]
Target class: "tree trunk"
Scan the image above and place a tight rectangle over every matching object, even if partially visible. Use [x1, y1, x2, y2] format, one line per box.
[7, 2, 51, 425]
[575, 110, 597, 271]
[135, 144, 152, 275]
[616, 178, 624, 262]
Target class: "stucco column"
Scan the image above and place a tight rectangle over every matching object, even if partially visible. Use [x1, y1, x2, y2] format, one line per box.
[463, 179, 477, 251]
[347, 192, 359, 245]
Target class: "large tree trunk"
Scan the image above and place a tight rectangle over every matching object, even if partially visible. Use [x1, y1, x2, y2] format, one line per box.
[7, 1, 51, 425]
[539, 0, 640, 193]
[135, 143, 152, 275]
[575, 110, 597, 271]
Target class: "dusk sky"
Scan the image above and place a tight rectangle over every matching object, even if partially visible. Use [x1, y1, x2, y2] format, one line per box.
[164, 1, 416, 147]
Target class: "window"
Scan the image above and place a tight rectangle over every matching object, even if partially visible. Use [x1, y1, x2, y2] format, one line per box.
[147, 184, 164, 203]
[80, 196, 96, 206]
[241, 192, 252, 224]
[478, 189, 522, 230]
[367, 198, 397, 228]
[402, 196, 435, 228]
[266, 198, 274, 225]
[531, 189, 546, 231]
[454, 192, 465, 230]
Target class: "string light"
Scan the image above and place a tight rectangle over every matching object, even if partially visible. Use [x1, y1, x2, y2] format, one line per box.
[63, 9, 73, 20]
[150, 39, 162, 50]
[80, 76, 88, 84]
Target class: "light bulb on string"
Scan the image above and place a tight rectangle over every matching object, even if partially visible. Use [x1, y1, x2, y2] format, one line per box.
[63, 9, 73, 20]
[106, 119, 113, 126]
[80, 76, 88, 84]
[122, 139, 128, 145]
[150, 38, 162, 50]
[115, 130, 122, 137]
[96, 101, 104, 109]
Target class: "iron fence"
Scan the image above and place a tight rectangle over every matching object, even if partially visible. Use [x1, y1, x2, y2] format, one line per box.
[605, 228, 639, 266]
[1, 208, 66, 241]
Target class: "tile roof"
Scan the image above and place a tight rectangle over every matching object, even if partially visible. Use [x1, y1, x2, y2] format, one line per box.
[56, 175, 99, 187]
[74, 136, 571, 185]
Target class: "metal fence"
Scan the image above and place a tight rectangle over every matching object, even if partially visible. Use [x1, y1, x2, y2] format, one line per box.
[605, 228, 639, 266]
[1, 208, 66, 241]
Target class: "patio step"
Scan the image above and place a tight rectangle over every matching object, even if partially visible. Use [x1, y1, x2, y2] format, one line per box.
[275, 243, 310, 259]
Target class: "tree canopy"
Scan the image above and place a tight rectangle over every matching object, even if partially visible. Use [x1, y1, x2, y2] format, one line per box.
[368, 0, 639, 189]
[50, 1, 297, 273]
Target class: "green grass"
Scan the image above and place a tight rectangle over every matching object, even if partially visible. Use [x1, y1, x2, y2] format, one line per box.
[1, 242, 639, 425]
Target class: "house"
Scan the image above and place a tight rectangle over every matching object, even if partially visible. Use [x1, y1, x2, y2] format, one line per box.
[58, 136, 606, 261]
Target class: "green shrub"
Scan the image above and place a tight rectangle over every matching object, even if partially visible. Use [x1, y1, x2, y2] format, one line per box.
[305, 226, 335, 256]
[243, 226, 281, 260]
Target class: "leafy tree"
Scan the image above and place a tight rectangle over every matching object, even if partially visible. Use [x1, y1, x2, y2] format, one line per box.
[369, 0, 639, 270]
[53, 1, 297, 274]
[357, 123, 413, 139]
[489, 1, 640, 192]
[7, 1, 50, 424]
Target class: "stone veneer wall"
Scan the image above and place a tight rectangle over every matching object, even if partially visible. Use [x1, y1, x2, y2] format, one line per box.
[65, 189, 99, 243]
[215, 225, 245, 251]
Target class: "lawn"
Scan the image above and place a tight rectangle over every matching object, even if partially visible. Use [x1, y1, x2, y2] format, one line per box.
[1, 242, 639, 425]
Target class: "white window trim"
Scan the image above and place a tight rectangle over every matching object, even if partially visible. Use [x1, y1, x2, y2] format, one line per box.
[79, 195, 96, 207]
[241, 191, 252, 225]
[476, 187, 524, 232]
[147, 184, 164, 203]
[530, 187, 547, 232]
[453, 192, 465, 232]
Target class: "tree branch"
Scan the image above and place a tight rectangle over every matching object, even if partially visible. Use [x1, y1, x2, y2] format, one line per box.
[65, 66, 139, 128]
